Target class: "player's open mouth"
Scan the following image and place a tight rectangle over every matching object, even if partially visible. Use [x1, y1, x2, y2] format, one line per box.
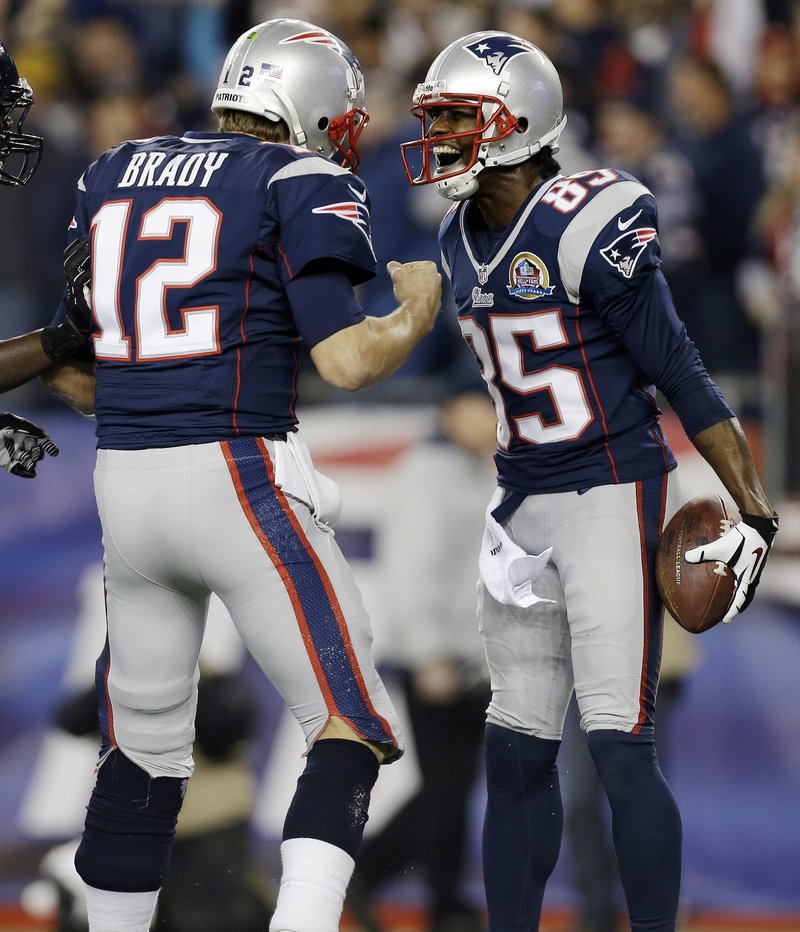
[433, 143, 463, 169]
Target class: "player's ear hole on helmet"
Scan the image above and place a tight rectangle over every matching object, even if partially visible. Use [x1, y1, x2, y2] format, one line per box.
[318, 117, 329, 131]
[516, 118, 529, 132]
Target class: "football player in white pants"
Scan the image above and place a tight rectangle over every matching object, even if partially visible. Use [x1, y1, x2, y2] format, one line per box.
[401, 31, 778, 932]
[44, 18, 441, 932]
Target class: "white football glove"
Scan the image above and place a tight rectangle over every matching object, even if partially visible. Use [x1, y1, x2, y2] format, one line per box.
[685, 512, 779, 623]
[0, 413, 59, 479]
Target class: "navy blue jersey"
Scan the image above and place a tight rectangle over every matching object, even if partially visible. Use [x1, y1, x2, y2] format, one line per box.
[440, 168, 733, 494]
[61, 132, 376, 450]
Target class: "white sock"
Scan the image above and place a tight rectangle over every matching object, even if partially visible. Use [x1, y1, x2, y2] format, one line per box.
[85, 884, 159, 932]
[268, 837, 355, 932]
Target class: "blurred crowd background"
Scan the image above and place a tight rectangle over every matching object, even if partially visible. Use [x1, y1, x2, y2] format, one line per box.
[2, 0, 800, 517]
[2, 2, 800, 928]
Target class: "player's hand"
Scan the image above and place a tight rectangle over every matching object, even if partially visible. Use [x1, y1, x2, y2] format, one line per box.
[41, 236, 96, 364]
[63, 235, 93, 337]
[685, 512, 779, 622]
[0, 412, 59, 479]
[387, 259, 442, 334]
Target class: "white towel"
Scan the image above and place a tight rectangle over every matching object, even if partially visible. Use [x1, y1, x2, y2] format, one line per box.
[271, 432, 342, 530]
[479, 489, 554, 608]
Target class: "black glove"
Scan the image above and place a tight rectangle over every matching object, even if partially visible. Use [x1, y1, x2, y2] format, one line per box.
[685, 511, 779, 620]
[0, 412, 59, 478]
[41, 236, 95, 364]
[63, 235, 93, 334]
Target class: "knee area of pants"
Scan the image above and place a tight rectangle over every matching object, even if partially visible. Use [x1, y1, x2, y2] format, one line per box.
[75, 751, 185, 892]
[485, 723, 559, 773]
[305, 737, 380, 781]
[587, 729, 657, 786]
[110, 673, 197, 712]
[88, 750, 186, 831]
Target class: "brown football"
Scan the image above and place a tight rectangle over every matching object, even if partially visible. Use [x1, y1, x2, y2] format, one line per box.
[656, 494, 737, 633]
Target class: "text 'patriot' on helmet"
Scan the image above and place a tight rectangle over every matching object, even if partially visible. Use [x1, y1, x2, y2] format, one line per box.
[211, 18, 369, 172]
[401, 31, 567, 200]
[0, 40, 44, 186]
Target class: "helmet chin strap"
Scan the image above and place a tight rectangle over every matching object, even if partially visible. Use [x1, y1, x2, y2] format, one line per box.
[435, 164, 482, 201]
[434, 114, 568, 201]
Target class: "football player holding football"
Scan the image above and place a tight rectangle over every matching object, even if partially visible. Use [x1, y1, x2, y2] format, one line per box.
[0, 40, 93, 476]
[44, 18, 440, 932]
[402, 32, 778, 931]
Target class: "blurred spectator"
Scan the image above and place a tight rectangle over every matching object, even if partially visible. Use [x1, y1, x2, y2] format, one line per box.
[665, 52, 766, 410]
[591, 90, 704, 332]
[685, 0, 766, 96]
[493, 2, 593, 169]
[347, 375, 496, 932]
[547, 0, 641, 133]
[559, 615, 699, 932]
[378, 0, 490, 90]
[745, 118, 800, 502]
[83, 89, 167, 158]
[355, 73, 464, 384]
[750, 25, 800, 185]
[65, 15, 141, 99]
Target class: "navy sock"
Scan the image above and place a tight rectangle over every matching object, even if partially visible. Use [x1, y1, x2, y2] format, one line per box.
[482, 723, 562, 931]
[588, 729, 682, 931]
[282, 738, 379, 859]
[74, 750, 186, 892]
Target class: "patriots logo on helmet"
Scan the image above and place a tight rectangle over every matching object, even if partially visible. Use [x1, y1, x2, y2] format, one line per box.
[464, 36, 535, 75]
[280, 31, 342, 49]
[600, 227, 657, 279]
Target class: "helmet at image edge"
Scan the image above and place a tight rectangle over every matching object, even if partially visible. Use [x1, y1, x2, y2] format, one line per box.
[211, 18, 369, 172]
[401, 31, 567, 200]
[0, 40, 44, 186]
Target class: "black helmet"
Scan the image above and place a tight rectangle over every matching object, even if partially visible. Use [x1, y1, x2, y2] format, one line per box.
[0, 40, 43, 185]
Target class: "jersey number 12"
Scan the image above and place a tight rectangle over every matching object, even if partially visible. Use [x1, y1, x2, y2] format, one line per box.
[90, 197, 222, 361]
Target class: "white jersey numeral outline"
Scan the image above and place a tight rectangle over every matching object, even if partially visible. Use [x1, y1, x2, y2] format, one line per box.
[541, 168, 618, 215]
[92, 197, 222, 361]
[460, 309, 593, 447]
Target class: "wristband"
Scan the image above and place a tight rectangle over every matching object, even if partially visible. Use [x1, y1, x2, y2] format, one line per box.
[40, 322, 86, 364]
[740, 511, 779, 546]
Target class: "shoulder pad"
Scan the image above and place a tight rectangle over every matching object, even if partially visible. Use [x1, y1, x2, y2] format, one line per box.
[557, 176, 654, 303]
[267, 150, 352, 188]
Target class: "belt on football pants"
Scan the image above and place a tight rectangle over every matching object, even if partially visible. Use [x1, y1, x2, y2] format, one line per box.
[491, 490, 526, 525]
[264, 432, 287, 442]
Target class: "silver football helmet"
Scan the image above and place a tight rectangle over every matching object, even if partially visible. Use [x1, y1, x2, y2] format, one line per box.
[0, 40, 43, 186]
[401, 31, 567, 200]
[211, 19, 368, 172]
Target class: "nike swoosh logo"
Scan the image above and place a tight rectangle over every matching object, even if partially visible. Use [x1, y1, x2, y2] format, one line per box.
[348, 184, 368, 203]
[617, 208, 642, 231]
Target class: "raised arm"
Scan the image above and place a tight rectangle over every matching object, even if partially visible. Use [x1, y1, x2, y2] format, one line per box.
[310, 260, 442, 391]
